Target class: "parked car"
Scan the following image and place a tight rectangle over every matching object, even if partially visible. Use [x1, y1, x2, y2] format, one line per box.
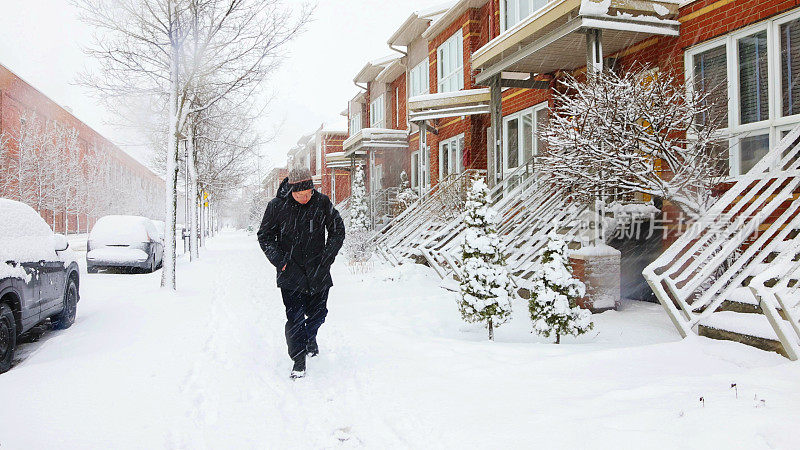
[86, 216, 164, 273]
[152, 220, 166, 244]
[0, 199, 80, 374]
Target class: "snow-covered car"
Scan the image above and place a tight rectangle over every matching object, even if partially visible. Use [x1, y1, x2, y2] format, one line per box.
[152, 220, 166, 244]
[0, 199, 80, 374]
[86, 216, 164, 273]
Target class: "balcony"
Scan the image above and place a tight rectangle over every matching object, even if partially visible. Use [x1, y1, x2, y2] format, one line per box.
[407, 89, 491, 122]
[342, 128, 409, 158]
[472, 0, 680, 84]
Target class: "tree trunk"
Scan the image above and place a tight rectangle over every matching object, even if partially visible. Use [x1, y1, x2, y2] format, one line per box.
[556, 333, 560, 344]
[187, 123, 199, 261]
[488, 318, 494, 341]
[161, 36, 179, 290]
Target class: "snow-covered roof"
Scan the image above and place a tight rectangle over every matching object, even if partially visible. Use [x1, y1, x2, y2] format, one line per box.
[422, 0, 488, 40]
[354, 54, 402, 84]
[375, 59, 406, 84]
[387, 1, 455, 46]
[342, 128, 409, 156]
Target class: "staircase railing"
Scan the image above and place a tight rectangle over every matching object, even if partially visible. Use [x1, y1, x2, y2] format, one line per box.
[747, 236, 800, 360]
[370, 169, 484, 263]
[335, 197, 351, 226]
[411, 158, 587, 285]
[644, 124, 800, 359]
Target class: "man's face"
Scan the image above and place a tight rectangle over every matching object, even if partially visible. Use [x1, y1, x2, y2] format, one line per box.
[292, 189, 313, 204]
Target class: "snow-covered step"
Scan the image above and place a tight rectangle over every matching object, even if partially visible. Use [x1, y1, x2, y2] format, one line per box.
[698, 311, 790, 357]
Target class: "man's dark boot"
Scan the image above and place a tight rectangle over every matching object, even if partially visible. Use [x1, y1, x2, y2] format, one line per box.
[290, 355, 306, 379]
[307, 337, 319, 357]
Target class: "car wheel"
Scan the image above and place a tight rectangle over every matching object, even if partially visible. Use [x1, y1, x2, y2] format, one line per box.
[0, 304, 16, 374]
[53, 279, 78, 330]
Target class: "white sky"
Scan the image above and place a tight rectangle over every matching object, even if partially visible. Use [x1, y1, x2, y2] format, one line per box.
[0, 0, 439, 181]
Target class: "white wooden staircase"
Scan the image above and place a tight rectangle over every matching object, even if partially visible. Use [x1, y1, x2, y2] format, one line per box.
[644, 125, 800, 359]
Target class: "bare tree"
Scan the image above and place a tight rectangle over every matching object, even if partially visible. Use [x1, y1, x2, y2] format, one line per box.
[538, 68, 727, 220]
[76, 0, 311, 289]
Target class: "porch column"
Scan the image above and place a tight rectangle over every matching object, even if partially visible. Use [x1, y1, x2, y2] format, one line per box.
[586, 29, 604, 76]
[419, 121, 428, 197]
[489, 74, 502, 188]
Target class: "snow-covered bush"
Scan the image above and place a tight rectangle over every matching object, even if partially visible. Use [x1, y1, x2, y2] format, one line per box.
[457, 177, 514, 341]
[528, 235, 592, 344]
[346, 165, 372, 268]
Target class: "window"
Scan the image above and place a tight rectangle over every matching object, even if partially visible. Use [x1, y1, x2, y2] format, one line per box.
[437, 30, 464, 93]
[738, 31, 769, 124]
[501, 0, 548, 32]
[693, 45, 728, 127]
[502, 103, 548, 174]
[781, 17, 800, 116]
[439, 134, 464, 178]
[409, 58, 430, 97]
[370, 95, 385, 128]
[685, 12, 800, 176]
[350, 112, 362, 134]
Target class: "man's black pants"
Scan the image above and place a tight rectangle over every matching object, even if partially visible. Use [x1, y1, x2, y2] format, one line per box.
[281, 288, 329, 360]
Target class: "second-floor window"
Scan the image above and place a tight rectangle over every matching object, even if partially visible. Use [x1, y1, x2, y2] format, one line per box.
[409, 58, 430, 97]
[502, 0, 548, 32]
[350, 112, 362, 134]
[437, 30, 464, 93]
[370, 95, 385, 128]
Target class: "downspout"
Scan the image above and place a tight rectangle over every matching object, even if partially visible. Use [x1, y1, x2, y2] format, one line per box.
[354, 81, 367, 91]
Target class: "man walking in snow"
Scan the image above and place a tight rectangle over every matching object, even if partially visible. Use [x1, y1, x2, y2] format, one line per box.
[257, 167, 345, 379]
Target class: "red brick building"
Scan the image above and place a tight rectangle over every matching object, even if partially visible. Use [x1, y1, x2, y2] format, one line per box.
[0, 63, 164, 233]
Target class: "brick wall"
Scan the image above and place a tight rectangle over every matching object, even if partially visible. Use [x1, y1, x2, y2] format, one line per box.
[0, 63, 164, 233]
[390, 72, 407, 130]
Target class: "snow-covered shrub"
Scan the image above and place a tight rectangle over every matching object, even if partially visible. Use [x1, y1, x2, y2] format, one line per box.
[349, 165, 370, 232]
[393, 170, 418, 215]
[457, 177, 514, 341]
[346, 165, 372, 268]
[528, 235, 592, 344]
[538, 67, 727, 219]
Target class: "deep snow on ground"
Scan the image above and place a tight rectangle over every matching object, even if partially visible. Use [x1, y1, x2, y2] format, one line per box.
[1, 230, 798, 449]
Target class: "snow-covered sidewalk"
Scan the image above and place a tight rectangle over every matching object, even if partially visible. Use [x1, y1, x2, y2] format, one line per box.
[1, 230, 798, 449]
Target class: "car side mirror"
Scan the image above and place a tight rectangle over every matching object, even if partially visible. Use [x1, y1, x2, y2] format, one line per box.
[52, 234, 69, 252]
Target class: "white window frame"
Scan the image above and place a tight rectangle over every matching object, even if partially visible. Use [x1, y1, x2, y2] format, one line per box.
[437, 30, 464, 93]
[350, 111, 362, 135]
[685, 9, 800, 177]
[409, 58, 430, 97]
[370, 94, 385, 128]
[502, 102, 548, 176]
[438, 133, 465, 179]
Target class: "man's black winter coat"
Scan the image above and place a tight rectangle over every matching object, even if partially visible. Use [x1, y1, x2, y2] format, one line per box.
[257, 178, 345, 294]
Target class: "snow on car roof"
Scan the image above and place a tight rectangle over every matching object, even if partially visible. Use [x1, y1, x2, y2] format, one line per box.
[0, 198, 57, 263]
[89, 215, 157, 246]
